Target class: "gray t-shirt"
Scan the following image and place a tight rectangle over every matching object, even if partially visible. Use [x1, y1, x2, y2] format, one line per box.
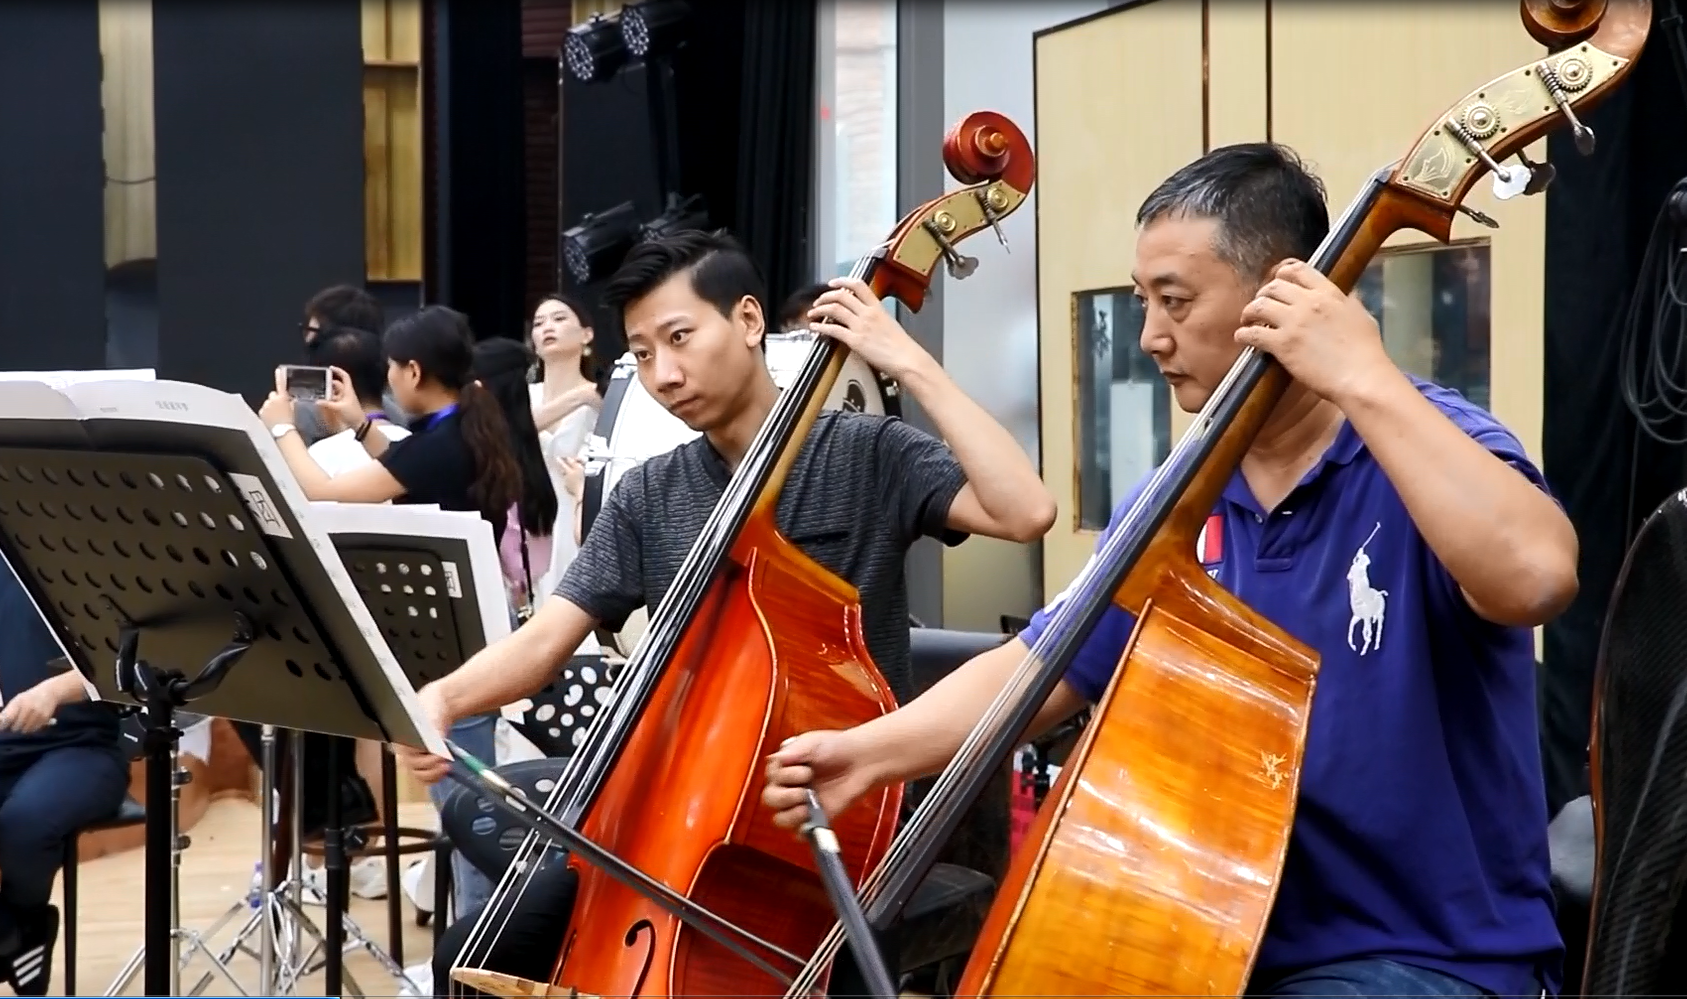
[553, 411, 968, 703]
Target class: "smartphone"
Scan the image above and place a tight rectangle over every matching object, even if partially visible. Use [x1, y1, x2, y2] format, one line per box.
[280, 365, 332, 402]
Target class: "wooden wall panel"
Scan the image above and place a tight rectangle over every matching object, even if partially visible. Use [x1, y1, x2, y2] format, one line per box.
[524, 0, 572, 56]
[1034, 0, 1208, 592]
[363, 0, 423, 281]
[100, 0, 156, 268]
[571, 0, 625, 23]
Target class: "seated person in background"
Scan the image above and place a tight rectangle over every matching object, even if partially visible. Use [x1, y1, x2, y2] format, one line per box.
[0, 561, 127, 996]
[304, 327, 412, 478]
[294, 285, 401, 444]
[778, 282, 833, 333]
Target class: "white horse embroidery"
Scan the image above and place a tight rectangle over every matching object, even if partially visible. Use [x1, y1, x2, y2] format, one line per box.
[1346, 522, 1388, 656]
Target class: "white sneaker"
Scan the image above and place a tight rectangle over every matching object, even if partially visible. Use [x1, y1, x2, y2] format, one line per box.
[348, 855, 388, 900]
[249, 858, 385, 904]
[400, 961, 434, 998]
[402, 856, 434, 914]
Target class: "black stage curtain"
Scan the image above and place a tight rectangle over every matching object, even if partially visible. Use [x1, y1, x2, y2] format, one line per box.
[0, 0, 105, 371]
[1540, 6, 1687, 818]
[734, 0, 818, 309]
[429, 0, 527, 341]
[152, 0, 365, 402]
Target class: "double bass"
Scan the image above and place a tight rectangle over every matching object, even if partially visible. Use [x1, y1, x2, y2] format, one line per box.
[764, 2, 1650, 997]
[447, 111, 1037, 998]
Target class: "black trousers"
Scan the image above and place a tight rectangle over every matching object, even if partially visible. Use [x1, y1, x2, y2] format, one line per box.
[430, 858, 900, 999]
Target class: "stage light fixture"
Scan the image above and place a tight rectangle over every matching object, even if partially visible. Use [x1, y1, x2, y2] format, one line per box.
[561, 201, 640, 285]
[620, 0, 690, 60]
[564, 13, 628, 84]
[638, 193, 709, 242]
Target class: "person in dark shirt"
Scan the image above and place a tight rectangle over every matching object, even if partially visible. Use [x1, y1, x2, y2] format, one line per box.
[294, 284, 402, 444]
[391, 229, 1056, 996]
[0, 559, 127, 996]
[260, 304, 523, 545]
[777, 281, 832, 333]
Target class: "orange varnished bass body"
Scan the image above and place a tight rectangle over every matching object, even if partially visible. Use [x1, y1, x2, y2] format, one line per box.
[548, 517, 901, 998]
[952, 2, 1649, 995]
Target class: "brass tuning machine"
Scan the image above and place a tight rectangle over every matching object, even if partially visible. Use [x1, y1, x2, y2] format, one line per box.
[974, 185, 1010, 250]
[922, 215, 980, 280]
[1537, 56, 1596, 156]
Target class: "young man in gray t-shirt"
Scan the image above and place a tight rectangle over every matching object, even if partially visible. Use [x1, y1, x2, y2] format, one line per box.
[395, 229, 1054, 995]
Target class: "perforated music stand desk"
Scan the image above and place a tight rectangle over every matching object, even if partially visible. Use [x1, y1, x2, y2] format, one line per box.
[0, 377, 450, 997]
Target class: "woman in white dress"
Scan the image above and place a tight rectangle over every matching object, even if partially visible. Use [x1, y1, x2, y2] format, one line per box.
[526, 292, 603, 602]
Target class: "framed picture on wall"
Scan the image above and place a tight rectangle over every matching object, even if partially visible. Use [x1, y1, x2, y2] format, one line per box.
[1354, 239, 1493, 411]
[1072, 286, 1170, 532]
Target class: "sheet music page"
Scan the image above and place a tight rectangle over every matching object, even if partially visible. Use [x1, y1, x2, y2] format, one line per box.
[309, 501, 513, 649]
[0, 380, 87, 423]
[59, 380, 448, 754]
[0, 368, 155, 390]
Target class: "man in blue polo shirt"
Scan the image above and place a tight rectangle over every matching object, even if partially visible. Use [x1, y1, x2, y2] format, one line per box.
[763, 143, 1578, 998]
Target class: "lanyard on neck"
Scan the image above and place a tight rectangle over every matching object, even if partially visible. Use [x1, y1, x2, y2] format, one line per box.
[419, 403, 459, 431]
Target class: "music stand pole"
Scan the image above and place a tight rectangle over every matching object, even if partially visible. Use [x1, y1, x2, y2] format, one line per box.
[258, 724, 277, 990]
[323, 735, 347, 996]
[118, 613, 256, 997]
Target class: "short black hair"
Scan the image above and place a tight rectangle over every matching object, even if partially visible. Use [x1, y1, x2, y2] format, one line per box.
[308, 327, 385, 403]
[601, 229, 768, 326]
[1135, 142, 1329, 278]
[304, 284, 384, 334]
[778, 283, 832, 331]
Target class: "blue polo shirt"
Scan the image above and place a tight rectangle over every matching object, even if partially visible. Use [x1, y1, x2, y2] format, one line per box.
[1021, 378, 1560, 997]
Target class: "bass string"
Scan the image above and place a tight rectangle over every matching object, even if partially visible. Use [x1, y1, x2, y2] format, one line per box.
[449, 251, 880, 986]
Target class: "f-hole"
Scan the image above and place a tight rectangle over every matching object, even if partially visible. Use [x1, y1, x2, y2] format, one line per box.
[622, 919, 656, 995]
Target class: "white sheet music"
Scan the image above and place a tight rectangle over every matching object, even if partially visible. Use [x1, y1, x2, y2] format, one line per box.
[309, 501, 513, 652]
[0, 371, 154, 704]
[0, 376, 448, 755]
[0, 368, 155, 389]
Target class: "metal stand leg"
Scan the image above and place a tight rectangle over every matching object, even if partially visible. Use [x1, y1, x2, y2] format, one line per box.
[101, 727, 249, 998]
[180, 731, 420, 998]
[324, 737, 347, 997]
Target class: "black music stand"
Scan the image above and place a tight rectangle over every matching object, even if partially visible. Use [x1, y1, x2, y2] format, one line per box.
[0, 377, 443, 997]
[312, 501, 510, 991]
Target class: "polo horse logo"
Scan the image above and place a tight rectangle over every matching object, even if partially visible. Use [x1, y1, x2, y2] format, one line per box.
[1346, 522, 1387, 656]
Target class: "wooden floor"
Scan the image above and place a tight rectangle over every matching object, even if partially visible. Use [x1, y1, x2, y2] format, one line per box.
[53, 797, 440, 997]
